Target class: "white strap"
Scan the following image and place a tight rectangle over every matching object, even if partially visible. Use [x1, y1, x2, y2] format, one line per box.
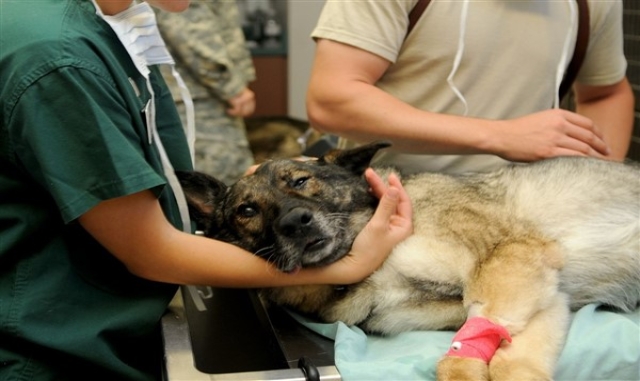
[170, 66, 196, 165]
[554, 0, 578, 109]
[144, 102, 191, 234]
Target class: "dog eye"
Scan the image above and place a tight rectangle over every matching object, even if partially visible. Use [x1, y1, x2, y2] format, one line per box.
[237, 205, 258, 218]
[291, 176, 309, 189]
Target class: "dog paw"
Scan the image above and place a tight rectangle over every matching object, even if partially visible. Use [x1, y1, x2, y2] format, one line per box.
[436, 356, 489, 381]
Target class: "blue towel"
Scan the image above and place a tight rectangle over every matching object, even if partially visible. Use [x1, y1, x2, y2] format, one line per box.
[293, 304, 640, 381]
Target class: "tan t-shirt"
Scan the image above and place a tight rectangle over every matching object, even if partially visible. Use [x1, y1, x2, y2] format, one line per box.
[312, 0, 627, 174]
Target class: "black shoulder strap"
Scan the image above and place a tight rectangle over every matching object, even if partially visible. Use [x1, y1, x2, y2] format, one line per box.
[406, 0, 590, 100]
[407, 0, 431, 36]
[559, 0, 590, 100]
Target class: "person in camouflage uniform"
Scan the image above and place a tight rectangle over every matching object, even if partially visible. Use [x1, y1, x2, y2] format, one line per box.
[157, 0, 256, 185]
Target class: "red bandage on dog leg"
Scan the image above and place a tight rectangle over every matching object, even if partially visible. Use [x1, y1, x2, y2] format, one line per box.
[445, 317, 512, 363]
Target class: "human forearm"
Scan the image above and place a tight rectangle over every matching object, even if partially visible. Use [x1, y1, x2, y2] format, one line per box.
[574, 78, 634, 161]
[308, 81, 612, 162]
[307, 73, 493, 155]
[307, 39, 608, 162]
[79, 172, 411, 288]
[310, 81, 612, 162]
[79, 190, 333, 287]
[127, 224, 402, 288]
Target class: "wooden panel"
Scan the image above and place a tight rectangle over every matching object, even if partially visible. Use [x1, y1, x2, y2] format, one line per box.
[249, 56, 288, 117]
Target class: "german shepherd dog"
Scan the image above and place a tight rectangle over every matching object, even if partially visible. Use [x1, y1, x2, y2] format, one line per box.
[177, 142, 640, 381]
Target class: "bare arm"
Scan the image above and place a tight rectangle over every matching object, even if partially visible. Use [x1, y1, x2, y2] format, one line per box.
[78, 169, 412, 288]
[307, 39, 610, 162]
[573, 77, 634, 161]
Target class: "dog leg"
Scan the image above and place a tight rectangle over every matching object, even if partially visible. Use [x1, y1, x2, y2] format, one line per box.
[489, 293, 570, 381]
[362, 299, 467, 334]
[437, 237, 565, 381]
[437, 355, 491, 381]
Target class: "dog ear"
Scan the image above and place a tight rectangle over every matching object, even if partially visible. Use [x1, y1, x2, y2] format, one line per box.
[175, 171, 227, 229]
[319, 140, 392, 175]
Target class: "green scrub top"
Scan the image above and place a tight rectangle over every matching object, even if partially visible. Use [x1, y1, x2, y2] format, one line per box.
[0, 1, 193, 380]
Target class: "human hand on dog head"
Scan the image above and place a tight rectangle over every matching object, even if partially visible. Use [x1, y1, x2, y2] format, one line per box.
[324, 168, 413, 284]
[243, 163, 260, 176]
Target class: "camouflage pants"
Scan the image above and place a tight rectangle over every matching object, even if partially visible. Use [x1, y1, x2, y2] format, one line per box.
[176, 99, 255, 185]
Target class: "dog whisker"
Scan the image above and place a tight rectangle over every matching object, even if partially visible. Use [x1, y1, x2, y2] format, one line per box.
[255, 245, 275, 257]
[257, 246, 293, 273]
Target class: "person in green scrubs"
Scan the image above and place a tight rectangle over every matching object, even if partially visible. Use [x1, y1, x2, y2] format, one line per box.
[0, 1, 413, 380]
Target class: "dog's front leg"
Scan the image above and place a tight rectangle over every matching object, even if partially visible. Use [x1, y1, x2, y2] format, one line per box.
[437, 355, 491, 381]
[436, 237, 566, 381]
[435, 316, 501, 381]
[489, 292, 569, 381]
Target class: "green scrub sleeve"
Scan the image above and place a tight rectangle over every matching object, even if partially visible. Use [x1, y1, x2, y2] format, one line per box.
[8, 65, 167, 223]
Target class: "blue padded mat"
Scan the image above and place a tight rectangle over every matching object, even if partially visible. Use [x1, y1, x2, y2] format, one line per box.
[293, 304, 640, 381]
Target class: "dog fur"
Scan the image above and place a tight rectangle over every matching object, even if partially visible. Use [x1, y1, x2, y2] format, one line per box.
[178, 142, 640, 381]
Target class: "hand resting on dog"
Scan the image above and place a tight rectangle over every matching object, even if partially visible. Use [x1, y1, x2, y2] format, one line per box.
[328, 168, 413, 283]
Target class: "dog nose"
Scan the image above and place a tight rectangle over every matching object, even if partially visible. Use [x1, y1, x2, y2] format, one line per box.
[278, 207, 313, 237]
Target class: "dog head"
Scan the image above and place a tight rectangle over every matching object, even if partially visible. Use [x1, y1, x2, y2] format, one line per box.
[177, 141, 392, 273]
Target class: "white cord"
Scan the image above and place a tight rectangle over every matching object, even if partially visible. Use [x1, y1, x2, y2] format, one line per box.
[447, 0, 470, 116]
[554, 0, 578, 108]
[171, 66, 196, 166]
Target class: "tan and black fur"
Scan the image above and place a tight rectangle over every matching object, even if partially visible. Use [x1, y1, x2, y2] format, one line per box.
[178, 142, 640, 381]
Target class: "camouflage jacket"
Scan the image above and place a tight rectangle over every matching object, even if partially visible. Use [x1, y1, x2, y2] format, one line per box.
[156, 0, 256, 103]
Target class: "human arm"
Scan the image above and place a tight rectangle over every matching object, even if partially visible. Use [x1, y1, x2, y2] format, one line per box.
[573, 77, 634, 160]
[306, 39, 610, 162]
[78, 169, 412, 288]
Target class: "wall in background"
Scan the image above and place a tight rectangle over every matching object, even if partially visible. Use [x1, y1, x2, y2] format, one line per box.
[287, 0, 324, 121]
